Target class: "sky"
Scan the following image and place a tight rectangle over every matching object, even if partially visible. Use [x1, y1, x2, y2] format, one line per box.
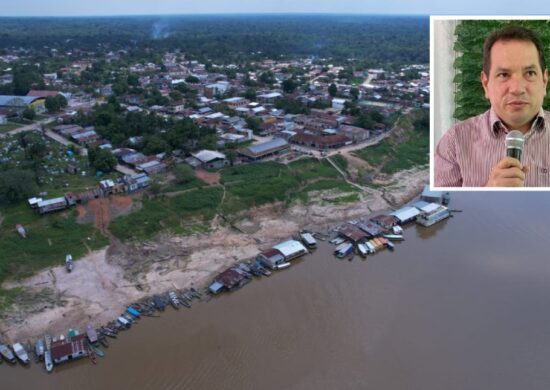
[0, 0, 546, 17]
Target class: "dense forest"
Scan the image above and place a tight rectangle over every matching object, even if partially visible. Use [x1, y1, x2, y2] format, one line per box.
[0, 15, 428, 66]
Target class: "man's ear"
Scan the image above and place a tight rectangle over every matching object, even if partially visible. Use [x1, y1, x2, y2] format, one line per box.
[543, 69, 548, 92]
[481, 71, 490, 100]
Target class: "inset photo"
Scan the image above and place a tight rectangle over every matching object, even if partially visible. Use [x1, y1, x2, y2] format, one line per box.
[430, 17, 550, 189]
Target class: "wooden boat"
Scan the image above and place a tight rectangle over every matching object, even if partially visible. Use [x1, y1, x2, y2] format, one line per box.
[34, 338, 45, 361]
[98, 336, 109, 348]
[168, 291, 180, 309]
[117, 316, 131, 328]
[86, 324, 98, 344]
[152, 295, 166, 311]
[300, 232, 317, 249]
[330, 236, 345, 245]
[276, 262, 291, 270]
[0, 343, 16, 363]
[12, 342, 30, 364]
[65, 254, 73, 273]
[335, 243, 353, 258]
[386, 240, 395, 251]
[126, 306, 141, 318]
[383, 234, 404, 241]
[99, 328, 117, 338]
[44, 350, 54, 372]
[392, 225, 404, 234]
[357, 243, 369, 257]
[88, 342, 105, 358]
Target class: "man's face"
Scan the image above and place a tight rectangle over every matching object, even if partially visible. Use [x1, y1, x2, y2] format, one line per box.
[481, 39, 548, 133]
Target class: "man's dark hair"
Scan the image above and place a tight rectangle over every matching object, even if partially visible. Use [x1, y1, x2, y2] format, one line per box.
[483, 25, 546, 76]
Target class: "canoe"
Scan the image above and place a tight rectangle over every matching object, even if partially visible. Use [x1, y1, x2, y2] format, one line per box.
[35, 338, 45, 361]
[0, 343, 16, 363]
[44, 350, 54, 372]
[127, 306, 141, 318]
[12, 342, 30, 364]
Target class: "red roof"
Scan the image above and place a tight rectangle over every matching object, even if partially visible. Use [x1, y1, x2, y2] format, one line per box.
[27, 90, 60, 98]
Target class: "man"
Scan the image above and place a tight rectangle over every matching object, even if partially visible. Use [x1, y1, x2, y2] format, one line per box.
[435, 25, 549, 187]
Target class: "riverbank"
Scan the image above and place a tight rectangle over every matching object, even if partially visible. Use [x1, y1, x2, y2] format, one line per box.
[0, 167, 428, 342]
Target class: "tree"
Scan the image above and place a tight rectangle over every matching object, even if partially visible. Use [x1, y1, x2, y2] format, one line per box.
[328, 83, 338, 97]
[185, 75, 199, 83]
[246, 116, 261, 134]
[88, 147, 117, 173]
[0, 169, 38, 202]
[45, 95, 67, 113]
[350, 87, 359, 100]
[22, 106, 36, 120]
[173, 164, 196, 184]
[282, 78, 297, 93]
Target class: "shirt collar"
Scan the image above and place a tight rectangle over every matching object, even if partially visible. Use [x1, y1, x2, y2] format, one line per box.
[489, 108, 546, 137]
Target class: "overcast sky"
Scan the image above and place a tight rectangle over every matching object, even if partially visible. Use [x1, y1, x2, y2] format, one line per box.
[0, 0, 544, 17]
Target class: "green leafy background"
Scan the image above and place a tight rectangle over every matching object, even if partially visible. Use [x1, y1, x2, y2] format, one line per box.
[453, 20, 550, 120]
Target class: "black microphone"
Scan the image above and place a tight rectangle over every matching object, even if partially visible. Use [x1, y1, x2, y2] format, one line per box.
[505, 130, 524, 161]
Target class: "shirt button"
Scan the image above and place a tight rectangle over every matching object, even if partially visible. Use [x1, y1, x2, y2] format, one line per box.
[541, 168, 548, 174]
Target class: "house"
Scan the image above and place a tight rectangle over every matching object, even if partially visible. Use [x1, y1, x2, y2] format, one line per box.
[238, 138, 289, 161]
[272, 240, 308, 261]
[257, 92, 282, 104]
[369, 215, 399, 230]
[290, 133, 350, 149]
[213, 268, 248, 291]
[99, 179, 115, 195]
[332, 98, 346, 110]
[257, 248, 286, 270]
[0, 95, 45, 112]
[37, 197, 68, 214]
[390, 206, 420, 225]
[223, 97, 248, 109]
[186, 150, 228, 170]
[50, 334, 89, 364]
[337, 223, 369, 244]
[0, 114, 7, 124]
[420, 184, 450, 205]
[123, 173, 150, 192]
[355, 221, 386, 237]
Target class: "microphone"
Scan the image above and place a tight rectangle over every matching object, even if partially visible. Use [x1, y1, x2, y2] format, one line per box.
[505, 130, 524, 161]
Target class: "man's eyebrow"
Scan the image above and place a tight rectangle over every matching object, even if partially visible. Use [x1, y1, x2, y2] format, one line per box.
[523, 64, 538, 71]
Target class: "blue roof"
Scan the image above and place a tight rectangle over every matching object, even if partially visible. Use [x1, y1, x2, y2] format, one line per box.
[247, 138, 288, 155]
[0, 95, 40, 107]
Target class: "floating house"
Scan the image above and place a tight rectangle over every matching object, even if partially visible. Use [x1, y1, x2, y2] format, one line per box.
[50, 334, 88, 364]
[337, 223, 369, 244]
[212, 268, 248, 292]
[416, 203, 451, 227]
[257, 248, 286, 270]
[390, 206, 420, 225]
[272, 240, 308, 261]
[37, 197, 68, 214]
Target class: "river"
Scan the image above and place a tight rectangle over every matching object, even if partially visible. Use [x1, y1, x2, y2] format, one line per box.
[3, 191, 550, 389]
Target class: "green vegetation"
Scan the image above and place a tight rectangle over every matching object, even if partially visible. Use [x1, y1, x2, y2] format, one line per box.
[0, 287, 24, 313]
[354, 110, 429, 175]
[329, 154, 349, 173]
[0, 204, 108, 284]
[0, 123, 21, 133]
[109, 187, 223, 240]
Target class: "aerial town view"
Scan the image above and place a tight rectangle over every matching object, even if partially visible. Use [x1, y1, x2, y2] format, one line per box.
[2, 2, 550, 390]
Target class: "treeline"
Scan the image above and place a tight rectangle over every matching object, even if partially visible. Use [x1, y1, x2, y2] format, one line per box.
[0, 15, 428, 66]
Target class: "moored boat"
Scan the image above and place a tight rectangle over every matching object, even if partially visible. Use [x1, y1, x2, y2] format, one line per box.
[383, 234, 404, 241]
[300, 232, 317, 249]
[65, 254, 73, 273]
[276, 262, 291, 270]
[88, 342, 105, 358]
[127, 306, 141, 318]
[386, 240, 395, 251]
[44, 350, 53, 372]
[35, 338, 45, 361]
[357, 243, 368, 257]
[0, 343, 16, 363]
[117, 316, 131, 328]
[152, 295, 166, 311]
[12, 342, 30, 364]
[168, 291, 180, 309]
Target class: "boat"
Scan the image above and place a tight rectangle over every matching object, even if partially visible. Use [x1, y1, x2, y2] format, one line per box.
[335, 243, 353, 258]
[65, 254, 73, 273]
[152, 295, 166, 311]
[88, 342, 105, 358]
[300, 232, 317, 249]
[334, 241, 350, 252]
[168, 291, 180, 309]
[127, 306, 141, 318]
[383, 234, 404, 241]
[117, 316, 131, 328]
[16, 224, 27, 238]
[416, 204, 451, 227]
[67, 328, 79, 338]
[372, 238, 383, 250]
[392, 225, 404, 235]
[0, 343, 16, 363]
[329, 236, 345, 245]
[99, 327, 117, 338]
[44, 350, 53, 372]
[34, 338, 45, 361]
[365, 241, 376, 254]
[98, 336, 109, 348]
[386, 240, 395, 251]
[86, 324, 98, 344]
[357, 243, 369, 257]
[12, 342, 30, 364]
[276, 262, 291, 270]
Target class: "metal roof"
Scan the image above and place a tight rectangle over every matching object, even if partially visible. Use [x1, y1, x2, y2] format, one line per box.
[0, 95, 40, 107]
[192, 150, 226, 163]
[273, 240, 307, 258]
[247, 138, 288, 155]
[390, 206, 420, 222]
[37, 197, 66, 207]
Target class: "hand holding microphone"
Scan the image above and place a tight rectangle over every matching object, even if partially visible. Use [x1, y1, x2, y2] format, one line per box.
[485, 130, 528, 187]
